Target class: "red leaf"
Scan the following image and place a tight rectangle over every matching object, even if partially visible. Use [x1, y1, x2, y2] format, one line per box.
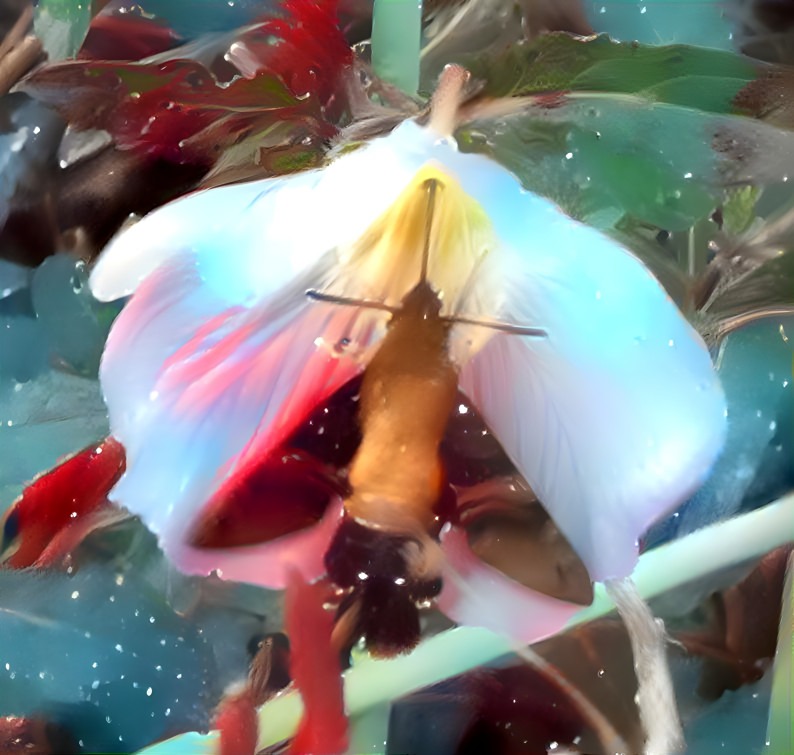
[1, 438, 126, 569]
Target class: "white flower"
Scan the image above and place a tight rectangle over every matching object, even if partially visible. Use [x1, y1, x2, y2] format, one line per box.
[91, 100, 725, 633]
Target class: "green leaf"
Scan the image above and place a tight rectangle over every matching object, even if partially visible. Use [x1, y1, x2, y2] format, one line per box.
[480, 34, 757, 110]
[458, 93, 724, 231]
[34, 0, 92, 62]
[722, 186, 761, 236]
[372, 0, 423, 94]
[638, 75, 751, 114]
[766, 553, 793, 755]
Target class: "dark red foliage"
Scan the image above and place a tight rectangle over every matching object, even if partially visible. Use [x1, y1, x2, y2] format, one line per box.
[678, 544, 794, 699]
[21, 0, 351, 168]
[236, 0, 354, 116]
[1, 437, 126, 569]
[0, 716, 78, 755]
[285, 571, 348, 755]
[188, 448, 346, 549]
[80, 12, 183, 62]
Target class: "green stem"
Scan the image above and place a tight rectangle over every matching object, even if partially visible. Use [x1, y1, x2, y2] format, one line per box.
[766, 552, 793, 754]
[371, 0, 422, 95]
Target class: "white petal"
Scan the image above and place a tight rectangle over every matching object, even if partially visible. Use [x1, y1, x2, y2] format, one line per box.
[89, 121, 447, 303]
[457, 179, 727, 582]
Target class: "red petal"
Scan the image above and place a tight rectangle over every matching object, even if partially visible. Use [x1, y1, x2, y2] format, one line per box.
[286, 572, 348, 755]
[216, 690, 258, 755]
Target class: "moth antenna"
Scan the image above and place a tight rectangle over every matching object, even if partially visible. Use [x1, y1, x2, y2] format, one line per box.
[420, 178, 440, 285]
[305, 289, 399, 313]
[429, 64, 470, 137]
[442, 314, 548, 338]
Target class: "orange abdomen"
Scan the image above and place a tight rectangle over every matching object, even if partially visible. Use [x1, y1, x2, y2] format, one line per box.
[345, 309, 458, 532]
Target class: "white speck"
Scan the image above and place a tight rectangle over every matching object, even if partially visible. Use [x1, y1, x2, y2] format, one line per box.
[595, 290, 602, 300]
[756, 410, 762, 418]
[769, 421, 777, 431]
[115, 574, 124, 586]
[458, 403, 469, 415]
[146, 687, 153, 696]
[176, 673, 182, 679]
[783, 380, 789, 388]
[71, 591, 80, 599]
[109, 595, 115, 602]
[95, 446, 103, 454]
[165, 708, 171, 716]
[565, 152, 573, 159]
[599, 5, 606, 12]
[668, 339, 674, 347]
[4, 663, 8, 671]
[640, 5, 646, 12]
[160, 639, 166, 646]
[6, 420, 12, 427]
[684, 172, 692, 179]
[115, 644, 123, 653]
[92, 680, 100, 690]
[155, 665, 162, 671]
[92, 662, 98, 668]
[394, 577, 406, 585]
[149, 616, 156, 623]
[357, 571, 369, 581]
[70, 511, 77, 518]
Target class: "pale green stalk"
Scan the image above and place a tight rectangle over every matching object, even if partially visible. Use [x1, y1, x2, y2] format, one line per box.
[766, 552, 793, 754]
[371, 0, 422, 95]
